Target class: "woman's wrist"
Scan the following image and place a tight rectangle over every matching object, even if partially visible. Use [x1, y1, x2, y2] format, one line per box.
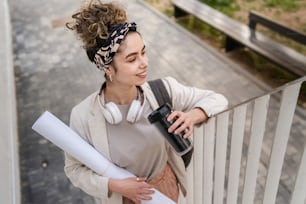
[108, 179, 120, 194]
[189, 107, 208, 124]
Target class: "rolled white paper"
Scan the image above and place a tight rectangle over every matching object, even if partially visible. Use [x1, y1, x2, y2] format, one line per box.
[32, 111, 175, 204]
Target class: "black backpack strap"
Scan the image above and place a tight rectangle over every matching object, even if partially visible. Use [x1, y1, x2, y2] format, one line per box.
[181, 149, 193, 168]
[148, 78, 193, 168]
[148, 79, 172, 107]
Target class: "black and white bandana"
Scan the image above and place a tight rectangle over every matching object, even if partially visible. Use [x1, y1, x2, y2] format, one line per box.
[94, 22, 137, 70]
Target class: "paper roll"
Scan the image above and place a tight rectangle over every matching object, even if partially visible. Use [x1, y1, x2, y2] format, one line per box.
[32, 111, 175, 204]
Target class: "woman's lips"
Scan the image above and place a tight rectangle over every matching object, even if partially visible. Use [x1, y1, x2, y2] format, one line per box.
[136, 72, 147, 78]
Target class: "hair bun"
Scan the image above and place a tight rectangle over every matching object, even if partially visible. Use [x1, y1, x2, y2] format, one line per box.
[67, 0, 128, 50]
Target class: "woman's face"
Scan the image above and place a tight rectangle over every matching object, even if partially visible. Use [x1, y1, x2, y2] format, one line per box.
[110, 32, 148, 87]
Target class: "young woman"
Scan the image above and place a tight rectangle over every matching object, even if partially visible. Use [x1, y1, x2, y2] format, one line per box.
[64, 1, 228, 204]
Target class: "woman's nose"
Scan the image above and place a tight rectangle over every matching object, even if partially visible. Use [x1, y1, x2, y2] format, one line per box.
[140, 56, 148, 68]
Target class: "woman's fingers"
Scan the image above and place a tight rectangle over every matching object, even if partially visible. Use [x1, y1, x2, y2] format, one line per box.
[113, 177, 154, 202]
[141, 188, 155, 195]
[136, 193, 153, 201]
[167, 111, 183, 132]
[134, 177, 154, 201]
[167, 111, 194, 138]
[135, 177, 147, 182]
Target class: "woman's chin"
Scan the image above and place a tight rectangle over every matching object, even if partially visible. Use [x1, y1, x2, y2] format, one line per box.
[136, 76, 147, 85]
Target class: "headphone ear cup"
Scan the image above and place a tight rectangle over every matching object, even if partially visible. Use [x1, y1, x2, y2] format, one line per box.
[101, 107, 115, 124]
[104, 102, 123, 124]
[126, 100, 141, 123]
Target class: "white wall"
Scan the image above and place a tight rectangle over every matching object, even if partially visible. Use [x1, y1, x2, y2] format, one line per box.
[0, 0, 21, 203]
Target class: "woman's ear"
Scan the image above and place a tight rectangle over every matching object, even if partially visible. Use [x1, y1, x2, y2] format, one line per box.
[103, 66, 115, 82]
[103, 66, 112, 74]
[105, 64, 116, 74]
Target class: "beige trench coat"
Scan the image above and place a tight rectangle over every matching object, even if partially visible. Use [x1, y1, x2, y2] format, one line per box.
[64, 77, 228, 204]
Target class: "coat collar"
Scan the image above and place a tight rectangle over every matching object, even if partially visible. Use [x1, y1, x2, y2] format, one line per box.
[141, 82, 159, 110]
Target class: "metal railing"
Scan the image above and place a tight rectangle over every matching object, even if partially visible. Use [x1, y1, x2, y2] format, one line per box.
[184, 76, 306, 204]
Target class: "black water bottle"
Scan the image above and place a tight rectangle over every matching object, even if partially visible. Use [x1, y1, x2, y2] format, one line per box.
[148, 103, 193, 156]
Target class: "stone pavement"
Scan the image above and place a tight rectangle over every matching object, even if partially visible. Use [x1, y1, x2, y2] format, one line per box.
[8, 0, 305, 203]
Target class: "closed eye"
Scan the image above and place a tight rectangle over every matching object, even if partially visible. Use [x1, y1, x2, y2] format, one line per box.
[125, 45, 146, 62]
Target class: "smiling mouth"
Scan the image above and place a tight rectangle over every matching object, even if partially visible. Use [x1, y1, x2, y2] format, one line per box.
[136, 72, 147, 77]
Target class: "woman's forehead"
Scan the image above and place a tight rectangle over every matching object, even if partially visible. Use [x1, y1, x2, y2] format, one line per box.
[118, 32, 144, 54]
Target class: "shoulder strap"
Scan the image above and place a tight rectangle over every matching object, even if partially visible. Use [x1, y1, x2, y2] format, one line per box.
[148, 79, 172, 107]
[148, 79, 193, 168]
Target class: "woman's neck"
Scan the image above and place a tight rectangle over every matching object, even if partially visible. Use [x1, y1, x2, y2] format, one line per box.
[104, 84, 138, 105]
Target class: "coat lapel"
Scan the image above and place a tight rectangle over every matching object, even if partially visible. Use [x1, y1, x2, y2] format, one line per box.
[88, 94, 111, 160]
[141, 83, 159, 110]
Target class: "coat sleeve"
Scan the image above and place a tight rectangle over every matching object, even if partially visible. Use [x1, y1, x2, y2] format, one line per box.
[64, 107, 110, 200]
[163, 77, 228, 117]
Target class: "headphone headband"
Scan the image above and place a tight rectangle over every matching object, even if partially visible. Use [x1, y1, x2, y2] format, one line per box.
[97, 86, 144, 124]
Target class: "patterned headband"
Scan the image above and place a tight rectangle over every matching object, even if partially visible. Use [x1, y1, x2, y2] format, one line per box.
[94, 22, 137, 70]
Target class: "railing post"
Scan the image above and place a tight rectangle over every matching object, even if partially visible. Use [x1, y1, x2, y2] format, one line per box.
[241, 95, 270, 204]
[213, 112, 229, 204]
[193, 124, 205, 204]
[263, 82, 302, 204]
[203, 118, 216, 204]
[226, 104, 247, 204]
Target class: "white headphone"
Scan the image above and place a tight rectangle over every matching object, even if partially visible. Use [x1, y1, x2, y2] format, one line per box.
[97, 86, 145, 125]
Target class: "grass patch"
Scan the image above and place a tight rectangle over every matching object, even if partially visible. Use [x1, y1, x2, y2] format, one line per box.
[264, 0, 298, 11]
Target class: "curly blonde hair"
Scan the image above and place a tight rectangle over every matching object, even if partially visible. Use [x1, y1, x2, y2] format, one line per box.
[66, 0, 127, 61]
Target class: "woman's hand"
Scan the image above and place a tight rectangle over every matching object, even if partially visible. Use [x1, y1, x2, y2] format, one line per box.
[108, 177, 154, 203]
[167, 108, 208, 138]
